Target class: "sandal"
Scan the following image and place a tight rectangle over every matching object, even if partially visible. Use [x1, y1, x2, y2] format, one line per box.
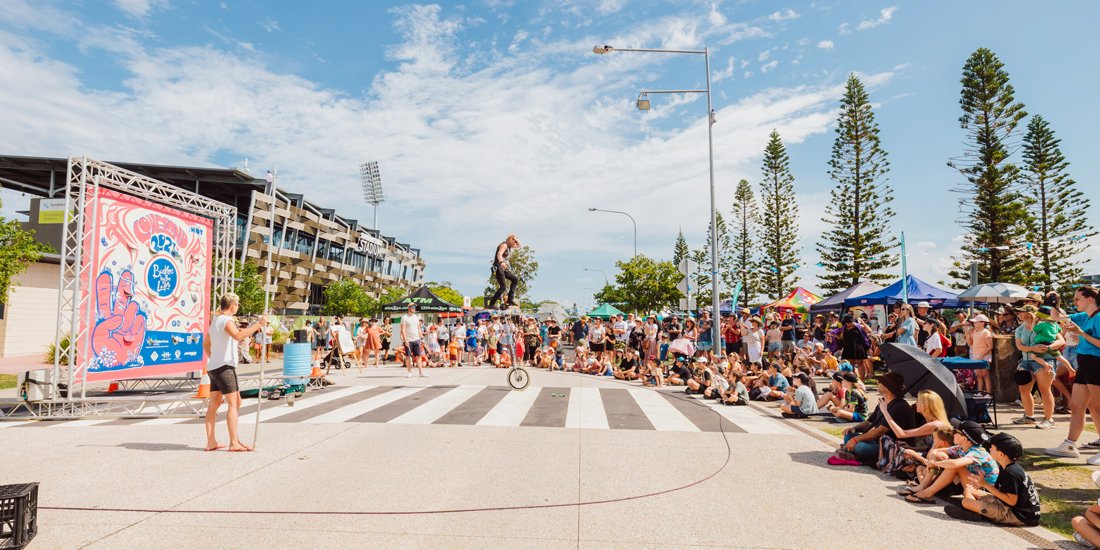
[897, 487, 916, 496]
[904, 494, 935, 504]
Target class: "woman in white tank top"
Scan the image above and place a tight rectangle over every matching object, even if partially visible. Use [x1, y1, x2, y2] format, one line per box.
[203, 292, 267, 452]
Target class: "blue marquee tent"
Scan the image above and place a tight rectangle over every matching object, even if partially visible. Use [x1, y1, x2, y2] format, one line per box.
[810, 281, 884, 314]
[842, 275, 961, 309]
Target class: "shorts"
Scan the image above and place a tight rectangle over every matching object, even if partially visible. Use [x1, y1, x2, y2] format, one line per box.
[208, 365, 239, 394]
[465, 340, 477, 352]
[697, 341, 712, 351]
[781, 340, 797, 352]
[590, 342, 605, 353]
[976, 495, 1026, 526]
[1018, 359, 1054, 375]
[1074, 354, 1100, 386]
[406, 340, 425, 357]
[767, 342, 782, 352]
[851, 412, 865, 423]
[1065, 345, 1078, 369]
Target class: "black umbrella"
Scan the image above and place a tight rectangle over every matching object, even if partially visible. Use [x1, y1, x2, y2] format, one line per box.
[879, 343, 968, 419]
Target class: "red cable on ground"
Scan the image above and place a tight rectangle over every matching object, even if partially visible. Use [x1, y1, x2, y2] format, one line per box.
[41, 390, 732, 517]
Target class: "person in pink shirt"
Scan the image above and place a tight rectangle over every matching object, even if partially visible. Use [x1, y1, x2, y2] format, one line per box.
[968, 314, 994, 394]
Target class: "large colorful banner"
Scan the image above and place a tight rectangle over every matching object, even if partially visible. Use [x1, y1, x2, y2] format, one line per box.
[80, 185, 213, 381]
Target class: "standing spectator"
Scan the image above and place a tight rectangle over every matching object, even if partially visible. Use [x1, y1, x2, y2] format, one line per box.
[400, 304, 427, 378]
[950, 310, 971, 358]
[1048, 286, 1100, 461]
[895, 304, 918, 346]
[1012, 305, 1060, 429]
[723, 315, 741, 357]
[571, 316, 588, 349]
[779, 310, 798, 356]
[968, 314, 994, 394]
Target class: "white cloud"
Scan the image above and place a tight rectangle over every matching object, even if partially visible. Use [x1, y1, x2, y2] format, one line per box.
[113, 0, 166, 18]
[508, 29, 528, 53]
[711, 56, 736, 83]
[708, 2, 727, 26]
[760, 59, 779, 73]
[840, 6, 898, 34]
[596, 0, 626, 15]
[768, 9, 800, 22]
[817, 39, 834, 50]
[0, 3, 900, 300]
[758, 50, 770, 62]
[260, 18, 280, 32]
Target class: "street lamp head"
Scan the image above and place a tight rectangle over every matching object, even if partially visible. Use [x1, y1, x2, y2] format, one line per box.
[587, 207, 597, 211]
[592, 45, 614, 54]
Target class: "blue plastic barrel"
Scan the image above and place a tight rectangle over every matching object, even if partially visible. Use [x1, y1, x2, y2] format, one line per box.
[283, 343, 311, 385]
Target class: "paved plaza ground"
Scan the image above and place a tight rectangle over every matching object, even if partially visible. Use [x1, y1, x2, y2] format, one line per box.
[2, 364, 1073, 549]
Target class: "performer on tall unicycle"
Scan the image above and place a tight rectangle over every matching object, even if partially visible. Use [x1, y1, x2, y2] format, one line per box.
[487, 234, 521, 309]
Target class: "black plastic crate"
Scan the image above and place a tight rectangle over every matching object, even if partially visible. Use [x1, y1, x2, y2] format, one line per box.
[0, 483, 38, 549]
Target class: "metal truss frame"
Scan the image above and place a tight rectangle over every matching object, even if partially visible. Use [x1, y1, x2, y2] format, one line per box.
[40, 157, 237, 418]
[1, 395, 205, 419]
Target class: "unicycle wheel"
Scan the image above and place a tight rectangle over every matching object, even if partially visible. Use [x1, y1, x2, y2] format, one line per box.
[507, 367, 530, 390]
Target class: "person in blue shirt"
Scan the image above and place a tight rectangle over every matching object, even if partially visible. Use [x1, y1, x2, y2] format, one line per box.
[761, 361, 790, 401]
[1047, 286, 1100, 461]
[895, 303, 919, 346]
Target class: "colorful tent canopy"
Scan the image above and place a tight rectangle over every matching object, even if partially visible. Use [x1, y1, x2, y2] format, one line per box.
[381, 286, 463, 313]
[586, 303, 626, 319]
[842, 275, 961, 308]
[809, 281, 885, 314]
[763, 287, 822, 313]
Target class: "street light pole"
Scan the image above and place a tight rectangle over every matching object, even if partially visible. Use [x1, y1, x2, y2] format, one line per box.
[588, 207, 637, 257]
[592, 44, 721, 348]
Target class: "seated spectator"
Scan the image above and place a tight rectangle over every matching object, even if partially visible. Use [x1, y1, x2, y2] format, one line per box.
[829, 372, 868, 422]
[752, 362, 790, 401]
[942, 433, 1040, 527]
[666, 357, 693, 386]
[722, 371, 751, 405]
[641, 359, 664, 387]
[686, 357, 712, 394]
[613, 348, 641, 380]
[838, 372, 916, 465]
[704, 365, 729, 400]
[1072, 471, 1100, 548]
[817, 372, 846, 411]
[876, 390, 953, 476]
[780, 373, 819, 418]
[904, 420, 999, 503]
[901, 427, 955, 489]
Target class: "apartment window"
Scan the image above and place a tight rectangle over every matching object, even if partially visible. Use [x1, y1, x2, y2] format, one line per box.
[295, 232, 315, 256]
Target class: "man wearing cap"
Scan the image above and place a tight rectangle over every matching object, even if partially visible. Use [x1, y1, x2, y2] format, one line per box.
[840, 372, 917, 465]
[944, 432, 1040, 526]
[487, 234, 521, 309]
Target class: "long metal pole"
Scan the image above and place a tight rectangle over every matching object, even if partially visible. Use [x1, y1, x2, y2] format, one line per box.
[253, 169, 278, 448]
[705, 47, 721, 349]
[591, 209, 637, 257]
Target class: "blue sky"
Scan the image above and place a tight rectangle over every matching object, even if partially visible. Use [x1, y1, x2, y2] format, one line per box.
[1, 1, 1097, 310]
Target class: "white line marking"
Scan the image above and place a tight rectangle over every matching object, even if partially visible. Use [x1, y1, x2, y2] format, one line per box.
[477, 386, 542, 427]
[389, 385, 483, 425]
[564, 387, 609, 430]
[628, 388, 699, 432]
[303, 386, 422, 424]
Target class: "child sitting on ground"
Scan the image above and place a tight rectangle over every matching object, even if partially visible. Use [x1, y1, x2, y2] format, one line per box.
[903, 427, 955, 488]
[722, 371, 751, 405]
[641, 359, 664, 387]
[904, 420, 999, 503]
[944, 432, 1040, 527]
[665, 357, 693, 386]
[780, 373, 819, 418]
[704, 365, 729, 400]
[828, 372, 868, 422]
[817, 373, 846, 411]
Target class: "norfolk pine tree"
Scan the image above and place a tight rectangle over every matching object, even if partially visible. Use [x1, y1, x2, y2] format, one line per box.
[757, 130, 801, 300]
[673, 229, 689, 267]
[705, 211, 734, 300]
[947, 48, 1031, 286]
[730, 179, 759, 306]
[1020, 115, 1096, 299]
[817, 74, 898, 293]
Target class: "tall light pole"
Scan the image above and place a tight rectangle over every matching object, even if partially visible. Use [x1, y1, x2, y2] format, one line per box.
[588, 207, 637, 257]
[583, 268, 609, 285]
[359, 161, 385, 230]
[592, 44, 720, 347]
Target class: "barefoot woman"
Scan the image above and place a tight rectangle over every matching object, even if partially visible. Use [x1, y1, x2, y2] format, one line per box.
[203, 292, 267, 452]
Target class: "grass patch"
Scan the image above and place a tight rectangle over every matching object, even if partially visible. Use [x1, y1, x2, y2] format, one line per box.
[0, 374, 15, 390]
[819, 426, 846, 439]
[1018, 453, 1095, 539]
[1086, 424, 1096, 433]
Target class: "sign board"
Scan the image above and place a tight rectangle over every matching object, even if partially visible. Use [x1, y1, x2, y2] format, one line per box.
[678, 297, 698, 310]
[676, 258, 697, 301]
[462, 295, 471, 308]
[38, 199, 69, 224]
[336, 329, 356, 354]
[79, 186, 213, 382]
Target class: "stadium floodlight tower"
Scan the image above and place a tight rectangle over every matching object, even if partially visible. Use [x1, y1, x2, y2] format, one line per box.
[359, 161, 385, 230]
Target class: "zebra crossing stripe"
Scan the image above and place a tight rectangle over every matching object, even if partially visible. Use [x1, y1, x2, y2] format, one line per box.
[0, 421, 32, 429]
[242, 385, 376, 424]
[390, 385, 484, 425]
[303, 386, 423, 424]
[564, 387, 609, 430]
[627, 388, 699, 432]
[703, 398, 793, 435]
[476, 386, 541, 427]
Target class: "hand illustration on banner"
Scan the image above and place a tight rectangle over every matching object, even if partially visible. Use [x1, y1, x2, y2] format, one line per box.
[91, 270, 147, 370]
